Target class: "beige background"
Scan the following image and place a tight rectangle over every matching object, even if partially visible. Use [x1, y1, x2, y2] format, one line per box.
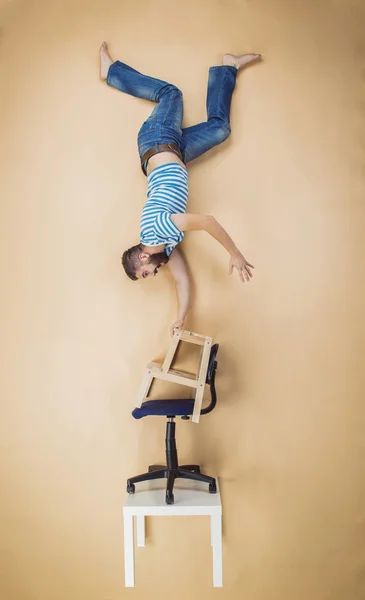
[1, 0, 365, 598]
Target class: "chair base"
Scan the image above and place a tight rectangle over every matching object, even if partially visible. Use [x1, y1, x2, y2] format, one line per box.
[126, 418, 217, 504]
[127, 465, 217, 505]
[148, 464, 200, 473]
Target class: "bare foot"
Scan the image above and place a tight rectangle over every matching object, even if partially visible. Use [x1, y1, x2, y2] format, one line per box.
[99, 41, 113, 80]
[223, 53, 262, 70]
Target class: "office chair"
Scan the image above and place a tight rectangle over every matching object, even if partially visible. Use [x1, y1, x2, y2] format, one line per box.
[126, 344, 219, 504]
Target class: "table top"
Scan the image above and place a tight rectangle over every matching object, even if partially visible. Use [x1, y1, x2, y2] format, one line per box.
[123, 477, 221, 516]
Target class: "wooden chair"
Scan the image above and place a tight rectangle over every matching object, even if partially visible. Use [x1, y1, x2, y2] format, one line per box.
[135, 329, 213, 424]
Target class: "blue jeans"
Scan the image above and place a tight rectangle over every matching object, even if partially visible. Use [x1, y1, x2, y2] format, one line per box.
[106, 60, 237, 168]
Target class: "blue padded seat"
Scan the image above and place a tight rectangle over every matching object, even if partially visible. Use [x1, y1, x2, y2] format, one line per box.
[132, 398, 195, 419]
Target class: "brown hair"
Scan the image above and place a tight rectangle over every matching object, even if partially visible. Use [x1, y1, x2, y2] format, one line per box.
[121, 244, 142, 281]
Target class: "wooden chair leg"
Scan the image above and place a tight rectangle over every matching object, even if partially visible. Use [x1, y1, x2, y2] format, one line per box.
[192, 339, 212, 423]
[135, 369, 153, 408]
[161, 329, 181, 373]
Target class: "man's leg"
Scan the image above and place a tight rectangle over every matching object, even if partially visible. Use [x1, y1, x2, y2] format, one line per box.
[100, 42, 183, 160]
[181, 53, 261, 164]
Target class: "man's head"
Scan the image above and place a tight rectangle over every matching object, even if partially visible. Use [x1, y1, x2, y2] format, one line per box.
[121, 244, 169, 281]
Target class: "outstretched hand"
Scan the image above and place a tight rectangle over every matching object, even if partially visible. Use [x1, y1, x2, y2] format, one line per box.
[229, 252, 254, 283]
[170, 318, 185, 338]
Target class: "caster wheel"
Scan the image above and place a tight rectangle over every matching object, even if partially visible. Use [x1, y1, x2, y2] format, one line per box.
[209, 481, 217, 494]
[127, 482, 135, 494]
[166, 490, 174, 504]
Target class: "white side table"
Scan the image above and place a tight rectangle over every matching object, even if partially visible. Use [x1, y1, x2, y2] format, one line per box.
[123, 477, 222, 587]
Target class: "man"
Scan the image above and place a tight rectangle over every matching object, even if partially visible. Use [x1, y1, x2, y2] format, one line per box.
[100, 42, 261, 335]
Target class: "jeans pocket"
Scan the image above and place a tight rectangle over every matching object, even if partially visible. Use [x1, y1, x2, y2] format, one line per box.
[138, 115, 157, 139]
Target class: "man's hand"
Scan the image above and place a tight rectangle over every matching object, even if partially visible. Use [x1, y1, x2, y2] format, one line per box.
[229, 252, 254, 283]
[170, 318, 185, 338]
[171, 214, 255, 283]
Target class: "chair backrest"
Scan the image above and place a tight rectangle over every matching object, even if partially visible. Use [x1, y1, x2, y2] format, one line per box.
[206, 343, 219, 385]
[201, 344, 219, 415]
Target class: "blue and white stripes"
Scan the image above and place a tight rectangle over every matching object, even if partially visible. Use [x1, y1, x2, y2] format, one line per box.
[140, 163, 188, 257]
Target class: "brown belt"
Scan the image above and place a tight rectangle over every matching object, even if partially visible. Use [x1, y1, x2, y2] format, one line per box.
[140, 143, 184, 176]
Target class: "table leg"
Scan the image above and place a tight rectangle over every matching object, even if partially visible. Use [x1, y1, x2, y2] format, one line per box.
[124, 512, 134, 587]
[136, 515, 145, 547]
[211, 512, 223, 587]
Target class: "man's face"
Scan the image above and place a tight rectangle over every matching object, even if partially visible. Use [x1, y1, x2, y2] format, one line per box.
[136, 251, 169, 280]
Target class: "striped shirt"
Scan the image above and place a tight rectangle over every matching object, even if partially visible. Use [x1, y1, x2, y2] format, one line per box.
[140, 163, 188, 257]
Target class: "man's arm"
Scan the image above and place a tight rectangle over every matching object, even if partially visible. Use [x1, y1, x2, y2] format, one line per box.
[171, 213, 254, 283]
[166, 247, 190, 336]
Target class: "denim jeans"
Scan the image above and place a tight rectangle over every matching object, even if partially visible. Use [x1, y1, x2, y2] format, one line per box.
[106, 60, 237, 166]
